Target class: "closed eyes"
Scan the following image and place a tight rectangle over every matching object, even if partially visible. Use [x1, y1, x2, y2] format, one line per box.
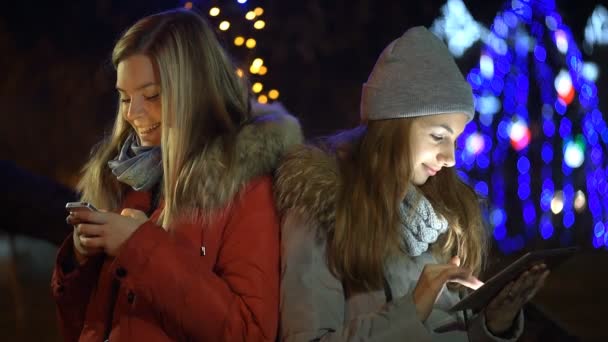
[431, 134, 444, 142]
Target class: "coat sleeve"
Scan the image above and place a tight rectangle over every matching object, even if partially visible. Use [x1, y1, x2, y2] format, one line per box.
[51, 234, 104, 342]
[111, 177, 279, 341]
[280, 211, 432, 342]
[466, 309, 524, 341]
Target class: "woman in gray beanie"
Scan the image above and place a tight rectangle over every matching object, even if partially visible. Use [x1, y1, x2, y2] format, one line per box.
[274, 27, 548, 341]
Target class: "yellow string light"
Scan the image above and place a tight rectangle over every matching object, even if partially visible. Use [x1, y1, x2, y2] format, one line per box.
[215, 6, 273, 96]
[245, 38, 257, 49]
[234, 36, 245, 46]
[252, 82, 263, 93]
[268, 89, 279, 100]
[184, 2, 193, 9]
[245, 11, 256, 20]
[252, 83, 263, 93]
[252, 58, 264, 68]
[219, 21, 230, 31]
[209, 7, 220, 16]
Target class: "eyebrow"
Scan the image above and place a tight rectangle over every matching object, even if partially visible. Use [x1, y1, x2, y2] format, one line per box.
[431, 124, 454, 134]
[115, 82, 158, 92]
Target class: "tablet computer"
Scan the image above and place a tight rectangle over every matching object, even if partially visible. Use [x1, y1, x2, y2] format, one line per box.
[449, 246, 578, 313]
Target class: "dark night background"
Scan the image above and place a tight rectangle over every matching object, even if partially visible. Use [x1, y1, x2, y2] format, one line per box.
[1, 0, 607, 340]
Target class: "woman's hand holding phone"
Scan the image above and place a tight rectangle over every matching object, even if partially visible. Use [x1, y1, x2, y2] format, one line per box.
[66, 202, 103, 265]
[66, 206, 149, 262]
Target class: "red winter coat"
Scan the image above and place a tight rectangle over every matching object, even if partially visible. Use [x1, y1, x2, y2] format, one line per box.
[51, 110, 302, 341]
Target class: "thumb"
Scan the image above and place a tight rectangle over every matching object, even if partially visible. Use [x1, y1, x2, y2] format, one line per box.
[449, 255, 461, 267]
[120, 208, 148, 220]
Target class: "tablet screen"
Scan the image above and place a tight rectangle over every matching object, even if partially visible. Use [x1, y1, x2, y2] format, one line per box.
[449, 246, 578, 313]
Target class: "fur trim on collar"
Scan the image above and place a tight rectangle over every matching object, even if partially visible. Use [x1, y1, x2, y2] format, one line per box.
[195, 102, 302, 211]
[274, 144, 339, 232]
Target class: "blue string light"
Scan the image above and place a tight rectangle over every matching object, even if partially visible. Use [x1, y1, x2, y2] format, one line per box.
[454, 0, 607, 252]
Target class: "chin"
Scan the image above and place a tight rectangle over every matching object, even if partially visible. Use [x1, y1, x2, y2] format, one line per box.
[411, 179, 426, 186]
[140, 140, 161, 147]
[412, 174, 430, 186]
[138, 135, 161, 147]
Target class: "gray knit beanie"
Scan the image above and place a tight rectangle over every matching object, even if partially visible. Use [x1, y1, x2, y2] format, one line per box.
[361, 26, 474, 122]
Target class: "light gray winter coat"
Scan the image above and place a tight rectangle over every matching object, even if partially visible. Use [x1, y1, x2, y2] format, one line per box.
[274, 145, 523, 342]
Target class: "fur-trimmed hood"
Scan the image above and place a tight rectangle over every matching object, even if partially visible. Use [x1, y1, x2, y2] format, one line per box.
[195, 102, 303, 211]
[274, 144, 340, 232]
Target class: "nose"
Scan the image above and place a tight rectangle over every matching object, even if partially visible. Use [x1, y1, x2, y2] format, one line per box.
[438, 143, 456, 168]
[126, 96, 144, 120]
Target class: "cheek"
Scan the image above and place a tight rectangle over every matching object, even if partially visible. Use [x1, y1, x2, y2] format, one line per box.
[410, 142, 432, 164]
[147, 103, 162, 122]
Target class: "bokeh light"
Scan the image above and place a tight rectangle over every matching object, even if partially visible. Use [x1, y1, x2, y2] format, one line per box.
[268, 89, 279, 100]
[246, 38, 257, 49]
[254, 20, 266, 29]
[252, 82, 263, 93]
[574, 190, 587, 212]
[465, 132, 485, 155]
[234, 36, 245, 46]
[509, 118, 531, 151]
[551, 191, 564, 214]
[209, 7, 220, 16]
[219, 21, 230, 31]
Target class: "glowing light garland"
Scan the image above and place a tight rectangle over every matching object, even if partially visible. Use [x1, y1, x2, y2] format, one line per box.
[446, 0, 607, 253]
[183, 1, 280, 103]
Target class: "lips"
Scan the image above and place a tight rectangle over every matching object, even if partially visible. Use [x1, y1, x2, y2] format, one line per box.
[138, 123, 161, 135]
[424, 164, 440, 176]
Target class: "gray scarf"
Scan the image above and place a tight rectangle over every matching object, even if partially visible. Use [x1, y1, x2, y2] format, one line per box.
[400, 186, 448, 256]
[107, 133, 162, 191]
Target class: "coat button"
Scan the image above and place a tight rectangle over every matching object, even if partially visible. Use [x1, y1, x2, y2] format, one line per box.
[115, 267, 127, 278]
[127, 291, 135, 304]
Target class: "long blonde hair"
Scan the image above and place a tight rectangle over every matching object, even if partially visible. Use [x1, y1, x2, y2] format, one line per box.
[329, 118, 487, 291]
[78, 9, 250, 227]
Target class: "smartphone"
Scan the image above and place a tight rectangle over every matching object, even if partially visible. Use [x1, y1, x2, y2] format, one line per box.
[65, 202, 98, 213]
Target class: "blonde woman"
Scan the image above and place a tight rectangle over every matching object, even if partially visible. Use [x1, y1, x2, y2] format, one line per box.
[276, 27, 547, 341]
[51, 9, 301, 341]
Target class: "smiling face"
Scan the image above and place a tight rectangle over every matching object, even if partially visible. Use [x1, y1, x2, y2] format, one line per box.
[116, 54, 162, 147]
[408, 113, 469, 185]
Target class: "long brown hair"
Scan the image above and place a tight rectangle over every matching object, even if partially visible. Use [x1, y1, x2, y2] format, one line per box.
[420, 168, 487, 280]
[328, 118, 486, 291]
[78, 9, 250, 226]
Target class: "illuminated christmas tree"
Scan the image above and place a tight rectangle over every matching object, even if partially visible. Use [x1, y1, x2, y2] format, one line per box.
[434, 0, 607, 254]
